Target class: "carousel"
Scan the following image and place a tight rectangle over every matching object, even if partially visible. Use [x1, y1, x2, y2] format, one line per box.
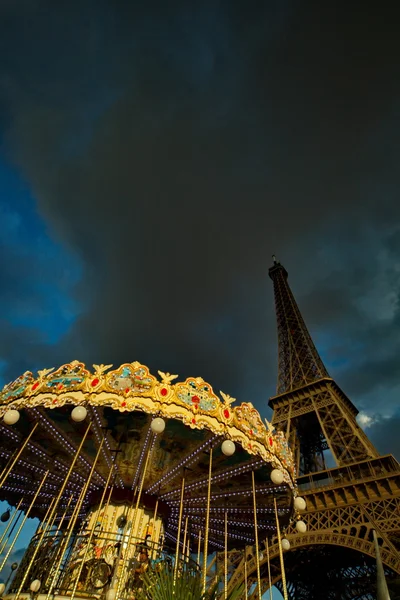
[0, 361, 307, 600]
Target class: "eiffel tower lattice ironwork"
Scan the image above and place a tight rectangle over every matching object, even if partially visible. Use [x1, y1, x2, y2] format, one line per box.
[226, 258, 400, 600]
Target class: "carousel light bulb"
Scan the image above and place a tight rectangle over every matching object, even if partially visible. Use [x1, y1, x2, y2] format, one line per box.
[151, 417, 166, 433]
[294, 496, 306, 511]
[281, 538, 290, 551]
[71, 406, 87, 422]
[221, 440, 235, 456]
[296, 520, 307, 533]
[3, 409, 20, 425]
[30, 580, 41, 593]
[270, 469, 284, 485]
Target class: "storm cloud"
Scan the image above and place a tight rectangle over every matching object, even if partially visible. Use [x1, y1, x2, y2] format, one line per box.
[0, 1, 399, 456]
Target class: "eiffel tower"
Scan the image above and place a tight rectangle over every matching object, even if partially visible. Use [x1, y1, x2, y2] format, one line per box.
[227, 258, 400, 599]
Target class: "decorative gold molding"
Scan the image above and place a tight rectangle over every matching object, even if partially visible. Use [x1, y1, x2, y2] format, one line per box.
[0, 360, 297, 487]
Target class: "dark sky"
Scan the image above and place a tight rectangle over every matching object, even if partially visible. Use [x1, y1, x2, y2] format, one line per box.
[0, 1, 399, 459]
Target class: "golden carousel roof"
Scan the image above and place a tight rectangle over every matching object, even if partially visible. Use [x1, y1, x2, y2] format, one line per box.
[0, 360, 297, 549]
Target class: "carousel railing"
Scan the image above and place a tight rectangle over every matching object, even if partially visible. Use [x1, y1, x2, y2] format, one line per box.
[9, 528, 199, 598]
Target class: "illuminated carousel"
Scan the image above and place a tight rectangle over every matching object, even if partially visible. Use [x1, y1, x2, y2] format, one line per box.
[0, 361, 307, 600]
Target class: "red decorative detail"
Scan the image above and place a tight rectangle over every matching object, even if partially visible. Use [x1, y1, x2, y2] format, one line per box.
[91, 378, 100, 387]
[249, 429, 253, 435]
[192, 395, 200, 405]
[121, 401, 127, 407]
[125, 388, 130, 393]
[160, 388, 168, 397]
[191, 418, 196, 424]
[52, 399, 57, 404]
[223, 409, 230, 419]
[269, 437, 273, 446]
[32, 382, 39, 391]
[57, 383, 63, 390]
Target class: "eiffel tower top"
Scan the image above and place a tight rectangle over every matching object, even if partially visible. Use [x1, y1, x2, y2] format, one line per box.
[269, 256, 330, 394]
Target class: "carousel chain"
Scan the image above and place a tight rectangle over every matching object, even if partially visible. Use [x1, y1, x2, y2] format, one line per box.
[0, 470, 49, 573]
[0, 422, 39, 490]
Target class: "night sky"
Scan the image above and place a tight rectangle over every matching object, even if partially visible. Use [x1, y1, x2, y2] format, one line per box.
[1, 0, 399, 469]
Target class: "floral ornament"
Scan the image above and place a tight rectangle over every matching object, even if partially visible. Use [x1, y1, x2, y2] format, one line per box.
[44, 361, 89, 392]
[234, 403, 264, 439]
[2, 371, 34, 402]
[107, 363, 156, 395]
[175, 377, 218, 412]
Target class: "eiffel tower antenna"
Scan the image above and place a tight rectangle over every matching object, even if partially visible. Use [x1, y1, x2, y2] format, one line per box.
[269, 255, 329, 394]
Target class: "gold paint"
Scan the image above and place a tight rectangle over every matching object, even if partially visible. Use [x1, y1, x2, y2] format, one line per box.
[0, 361, 297, 487]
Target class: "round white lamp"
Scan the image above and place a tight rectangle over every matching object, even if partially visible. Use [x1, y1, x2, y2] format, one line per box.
[151, 417, 166, 434]
[294, 496, 306, 511]
[3, 409, 20, 425]
[296, 520, 307, 533]
[71, 406, 87, 422]
[281, 538, 290, 551]
[221, 440, 236, 456]
[270, 469, 284, 485]
[30, 580, 41, 593]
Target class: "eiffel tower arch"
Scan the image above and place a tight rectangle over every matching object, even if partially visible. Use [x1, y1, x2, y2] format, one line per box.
[227, 259, 400, 599]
